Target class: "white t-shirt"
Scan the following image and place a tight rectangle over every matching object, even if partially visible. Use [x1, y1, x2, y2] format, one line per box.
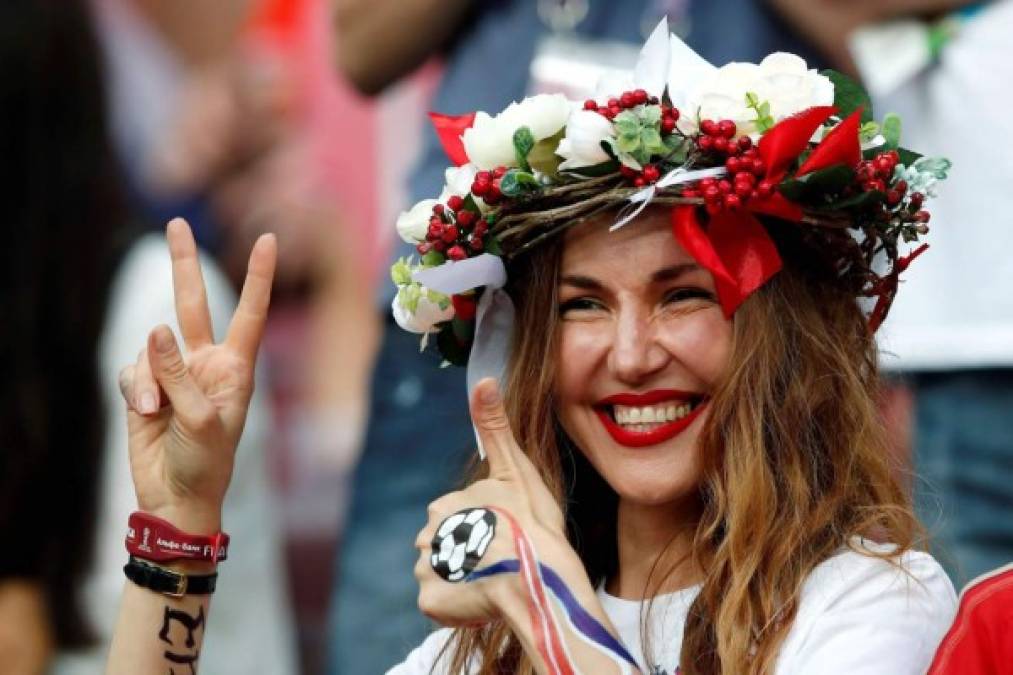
[389, 545, 956, 674]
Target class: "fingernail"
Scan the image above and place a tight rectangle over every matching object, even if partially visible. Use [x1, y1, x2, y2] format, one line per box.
[139, 392, 157, 414]
[480, 383, 500, 405]
[153, 327, 175, 353]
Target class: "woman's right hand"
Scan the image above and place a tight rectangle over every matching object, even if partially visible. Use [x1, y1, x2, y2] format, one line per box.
[116, 218, 276, 533]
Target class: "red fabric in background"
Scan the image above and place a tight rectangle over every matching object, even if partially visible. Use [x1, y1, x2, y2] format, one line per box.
[928, 564, 1013, 675]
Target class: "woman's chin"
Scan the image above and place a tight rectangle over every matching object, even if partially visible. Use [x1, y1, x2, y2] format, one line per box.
[605, 469, 702, 507]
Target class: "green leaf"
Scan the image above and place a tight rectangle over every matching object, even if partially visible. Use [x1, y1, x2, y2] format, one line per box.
[778, 178, 808, 202]
[614, 110, 639, 127]
[436, 323, 470, 367]
[913, 156, 951, 179]
[821, 190, 885, 211]
[527, 128, 565, 176]
[485, 235, 503, 256]
[616, 133, 641, 154]
[859, 121, 880, 143]
[427, 289, 451, 310]
[779, 164, 855, 201]
[822, 69, 873, 123]
[565, 158, 620, 177]
[897, 147, 923, 166]
[882, 113, 901, 149]
[640, 128, 665, 154]
[498, 169, 540, 198]
[663, 134, 690, 161]
[390, 258, 412, 285]
[422, 250, 446, 267]
[640, 105, 662, 125]
[462, 194, 481, 214]
[513, 126, 535, 172]
[451, 314, 474, 343]
[805, 164, 855, 191]
[745, 91, 775, 133]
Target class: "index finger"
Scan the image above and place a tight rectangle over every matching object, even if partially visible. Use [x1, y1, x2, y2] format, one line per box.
[225, 233, 277, 362]
[470, 378, 524, 481]
[167, 218, 214, 350]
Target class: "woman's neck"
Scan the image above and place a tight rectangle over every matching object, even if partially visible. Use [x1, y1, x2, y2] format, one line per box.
[607, 496, 703, 600]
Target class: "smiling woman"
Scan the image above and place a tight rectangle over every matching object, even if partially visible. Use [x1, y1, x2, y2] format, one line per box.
[409, 205, 954, 675]
[103, 18, 958, 675]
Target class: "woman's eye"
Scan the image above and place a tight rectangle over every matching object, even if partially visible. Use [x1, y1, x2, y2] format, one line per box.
[663, 287, 715, 305]
[559, 297, 604, 315]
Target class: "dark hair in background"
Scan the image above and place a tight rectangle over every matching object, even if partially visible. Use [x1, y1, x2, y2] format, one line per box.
[0, 0, 134, 647]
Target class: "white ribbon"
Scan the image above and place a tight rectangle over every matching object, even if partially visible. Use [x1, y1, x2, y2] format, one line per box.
[610, 166, 728, 231]
[414, 254, 514, 458]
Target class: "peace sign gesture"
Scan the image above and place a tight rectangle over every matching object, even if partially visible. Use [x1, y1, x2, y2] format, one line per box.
[413, 378, 573, 627]
[117, 218, 276, 534]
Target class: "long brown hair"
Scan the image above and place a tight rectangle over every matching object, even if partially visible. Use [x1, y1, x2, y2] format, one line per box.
[437, 215, 920, 674]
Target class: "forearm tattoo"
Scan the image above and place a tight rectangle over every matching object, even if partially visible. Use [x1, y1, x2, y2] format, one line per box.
[158, 605, 205, 675]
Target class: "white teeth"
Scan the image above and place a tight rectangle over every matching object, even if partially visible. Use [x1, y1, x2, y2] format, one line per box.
[612, 401, 697, 430]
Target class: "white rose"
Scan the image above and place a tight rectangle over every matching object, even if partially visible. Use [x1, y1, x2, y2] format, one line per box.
[443, 163, 478, 197]
[757, 53, 834, 121]
[436, 163, 492, 213]
[680, 53, 833, 137]
[391, 290, 454, 334]
[462, 94, 573, 170]
[395, 198, 438, 244]
[679, 62, 765, 137]
[557, 110, 615, 170]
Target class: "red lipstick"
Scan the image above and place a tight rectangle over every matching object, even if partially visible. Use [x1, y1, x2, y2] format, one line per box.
[594, 390, 708, 448]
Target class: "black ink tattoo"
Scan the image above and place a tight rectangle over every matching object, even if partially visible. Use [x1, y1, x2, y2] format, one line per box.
[430, 507, 497, 582]
[159, 605, 205, 675]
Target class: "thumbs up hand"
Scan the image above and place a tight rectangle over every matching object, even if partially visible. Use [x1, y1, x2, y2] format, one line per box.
[412, 378, 573, 627]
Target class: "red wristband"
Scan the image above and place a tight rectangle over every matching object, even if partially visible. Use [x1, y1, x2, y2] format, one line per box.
[125, 511, 230, 564]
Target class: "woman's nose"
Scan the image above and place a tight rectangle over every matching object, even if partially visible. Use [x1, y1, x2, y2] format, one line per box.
[608, 307, 668, 384]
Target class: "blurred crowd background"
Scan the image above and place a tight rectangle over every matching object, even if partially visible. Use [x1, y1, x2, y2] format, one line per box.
[1, 0, 1010, 673]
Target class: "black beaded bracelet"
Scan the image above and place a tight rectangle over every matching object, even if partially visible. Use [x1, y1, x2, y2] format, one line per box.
[124, 556, 218, 597]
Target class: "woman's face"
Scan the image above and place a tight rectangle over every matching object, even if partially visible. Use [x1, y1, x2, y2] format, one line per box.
[554, 209, 732, 506]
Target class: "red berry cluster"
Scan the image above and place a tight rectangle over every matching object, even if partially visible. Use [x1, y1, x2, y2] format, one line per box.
[681, 141, 772, 213]
[470, 166, 507, 205]
[416, 195, 490, 261]
[856, 150, 906, 201]
[855, 150, 925, 217]
[620, 163, 661, 188]
[582, 88, 660, 120]
[696, 119, 752, 156]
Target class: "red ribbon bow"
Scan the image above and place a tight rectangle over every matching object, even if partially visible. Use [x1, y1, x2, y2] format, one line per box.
[429, 111, 476, 167]
[673, 106, 864, 317]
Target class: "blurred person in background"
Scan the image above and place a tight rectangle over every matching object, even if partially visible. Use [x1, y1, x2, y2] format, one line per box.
[773, 0, 1013, 587]
[0, 2, 123, 670]
[327, 1, 827, 671]
[0, 1, 298, 673]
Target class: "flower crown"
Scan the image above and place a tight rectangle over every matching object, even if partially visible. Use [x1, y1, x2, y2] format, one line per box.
[391, 20, 949, 370]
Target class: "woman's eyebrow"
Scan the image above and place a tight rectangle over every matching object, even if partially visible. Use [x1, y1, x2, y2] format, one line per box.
[559, 274, 604, 291]
[560, 264, 701, 290]
[650, 263, 701, 283]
